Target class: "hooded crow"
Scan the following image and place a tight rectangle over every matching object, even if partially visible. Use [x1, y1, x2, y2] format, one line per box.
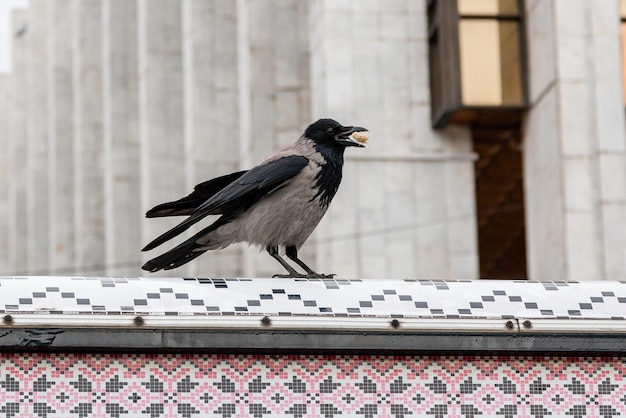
[141, 118, 368, 278]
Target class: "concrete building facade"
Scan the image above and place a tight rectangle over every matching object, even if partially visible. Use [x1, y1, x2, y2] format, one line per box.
[0, 0, 625, 281]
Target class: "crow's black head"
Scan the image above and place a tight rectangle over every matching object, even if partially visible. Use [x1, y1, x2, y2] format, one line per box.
[304, 118, 368, 149]
[304, 119, 368, 207]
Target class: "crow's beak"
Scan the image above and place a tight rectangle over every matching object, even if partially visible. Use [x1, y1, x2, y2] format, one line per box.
[336, 126, 369, 147]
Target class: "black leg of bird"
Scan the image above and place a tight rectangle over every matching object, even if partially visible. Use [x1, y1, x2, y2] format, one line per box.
[285, 245, 335, 278]
[267, 245, 306, 278]
[285, 245, 316, 274]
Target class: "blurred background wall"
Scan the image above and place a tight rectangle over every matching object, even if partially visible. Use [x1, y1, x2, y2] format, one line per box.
[1, 0, 625, 281]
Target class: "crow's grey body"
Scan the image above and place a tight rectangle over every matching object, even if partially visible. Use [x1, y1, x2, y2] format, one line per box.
[195, 140, 327, 251]
[142, 119, 367, 277]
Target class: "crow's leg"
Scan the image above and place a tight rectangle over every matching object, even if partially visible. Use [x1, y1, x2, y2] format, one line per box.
[285, 245, 335, 278]
[267, 245, 307, 278]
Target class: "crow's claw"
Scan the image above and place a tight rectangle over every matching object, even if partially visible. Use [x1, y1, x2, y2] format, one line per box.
[272, 273, 336, 279]
[272, 273, 307, 278]
[309, 273, 336, 279]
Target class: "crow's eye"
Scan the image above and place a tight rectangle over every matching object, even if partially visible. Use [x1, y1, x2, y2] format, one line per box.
[327, 127, 335, 135]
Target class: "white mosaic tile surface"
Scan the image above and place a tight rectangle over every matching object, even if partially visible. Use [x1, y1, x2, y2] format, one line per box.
[1, 277, 625, 320]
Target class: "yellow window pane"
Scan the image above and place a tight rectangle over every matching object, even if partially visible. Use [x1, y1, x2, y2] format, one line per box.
[458, 0, 519, 16]
[459, 19, 523, 106]
[459, 20, 502, 105]
[499, 21, 523, 104]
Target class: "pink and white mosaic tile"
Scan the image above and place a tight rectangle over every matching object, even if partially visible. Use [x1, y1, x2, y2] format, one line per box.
[1, 353, 625, 417]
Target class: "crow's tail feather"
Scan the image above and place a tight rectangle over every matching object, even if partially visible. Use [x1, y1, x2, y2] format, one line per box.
[142, 217, 230, 272]
[145, 200, 200, 218]
[142, 240, 208, 272]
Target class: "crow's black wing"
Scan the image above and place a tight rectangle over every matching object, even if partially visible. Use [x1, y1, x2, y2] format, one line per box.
[145, 170, 248, 218]
[142, 155, 309, 251]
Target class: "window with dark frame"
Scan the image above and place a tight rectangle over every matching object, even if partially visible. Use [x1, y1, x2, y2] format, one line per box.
[428, 0, 527, 129]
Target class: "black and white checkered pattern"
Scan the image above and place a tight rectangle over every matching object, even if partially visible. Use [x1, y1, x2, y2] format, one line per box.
[1, 276, 626, 320]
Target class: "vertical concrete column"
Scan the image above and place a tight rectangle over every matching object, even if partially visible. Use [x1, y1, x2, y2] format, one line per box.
[182, 0, 243, 277]
[103, 0, 142, 276]
[590, 3, 626, 279]
[524, 0, 626, 280]
[48, 0, 76, 274]
[0, 76, 9, 273]
[138, 0, 186, 276]
[9, 10, 29, 274]
[245, 1, 312, 277]
[309, 0, 478, 278]
[26, 0, 50, 274]
[236, 0, 254, 277]
[74, 0, 106, 275]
